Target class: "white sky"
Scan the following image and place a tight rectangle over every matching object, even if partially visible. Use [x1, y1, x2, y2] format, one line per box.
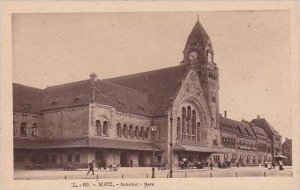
[12, 11, 291, 139]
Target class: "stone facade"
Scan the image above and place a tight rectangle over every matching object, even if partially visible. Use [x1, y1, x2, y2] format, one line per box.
[13, 19, 281, 169]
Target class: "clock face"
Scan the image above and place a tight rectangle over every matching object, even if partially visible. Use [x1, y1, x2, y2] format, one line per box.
[207, 52, 212, 63]
[188, 51, 198, 61]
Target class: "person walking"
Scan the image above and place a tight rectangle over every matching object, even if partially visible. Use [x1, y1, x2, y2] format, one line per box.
[210, 162, 214, 170]
[87, 160, 95, 175]
[103, 161, 107, 170]
[98, 161, 102, 170]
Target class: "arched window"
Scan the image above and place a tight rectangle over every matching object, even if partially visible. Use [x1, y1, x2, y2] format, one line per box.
[123, 124, 128, 138]
[140, 127, 145, 139]
[117, 123, 121, 137]
[197, 122, 201, 142]
[176, 117, 181, 139]
[32, 123, 38, 137]
[135, 126, 139, 139]
[20, 122, 27, 137]
[192, 110, 196, 135]
[103, 121, 108, 136]
[96, 120, 101, 135]
[187, 106, 191, 134]
[129, 125, 133, 138]
[145, 127, 150, 139]
[182, 107, 186, 134]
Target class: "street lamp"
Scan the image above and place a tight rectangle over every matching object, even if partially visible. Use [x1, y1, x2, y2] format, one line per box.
[150, 121, 157, 178]
[169, 98, 174, 178]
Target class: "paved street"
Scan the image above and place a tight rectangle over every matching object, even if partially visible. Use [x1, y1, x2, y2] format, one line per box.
[14, 166, 293, 180]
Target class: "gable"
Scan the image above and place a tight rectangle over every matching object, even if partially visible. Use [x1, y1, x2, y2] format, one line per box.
[172, 69, 210, 125]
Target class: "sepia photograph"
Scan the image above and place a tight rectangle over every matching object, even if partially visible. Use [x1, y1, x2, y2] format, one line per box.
[1, 1, 299, 190]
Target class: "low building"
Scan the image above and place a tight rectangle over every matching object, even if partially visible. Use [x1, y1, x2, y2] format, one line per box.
[282, 138, 292, 166]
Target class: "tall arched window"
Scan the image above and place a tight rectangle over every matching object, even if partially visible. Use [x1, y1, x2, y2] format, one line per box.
[103, 121, 108, 136]
[135, 126, 139, 139]
[176, 117, 181, 139]
[123, 124, 128, 138]
[140, 127, 145, 139]
[145, 127, 150, 139]
[192, 110, 196, 135]
[182, 107, 186, 135]
[197, 122, 201, 142]
[32, 123, 38, 137]
[96, 120, 101, 135]
[129, 125, 133, 138]
[117, 123, 121, 137]
[187, 106, 191, 134]
[20, 122, 27, 137]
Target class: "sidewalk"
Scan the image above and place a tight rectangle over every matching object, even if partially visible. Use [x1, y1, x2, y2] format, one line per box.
[14, 166, 293, 180]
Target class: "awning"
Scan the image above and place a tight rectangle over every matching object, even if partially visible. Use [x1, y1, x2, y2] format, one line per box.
[14, 137, 161, 151]
[88, 138, 161, 151]
[174, 144, 227, 153]
[274, 155, 288, 159]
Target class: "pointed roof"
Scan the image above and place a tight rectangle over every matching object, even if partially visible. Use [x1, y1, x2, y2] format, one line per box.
[13, 83, 43, 114]
[105, 65, 189, 116]
[183, 19, 210, 52]
[13, 65, 189, 117]
[251, 118, 280, 137]
[220, 116, 256, 138]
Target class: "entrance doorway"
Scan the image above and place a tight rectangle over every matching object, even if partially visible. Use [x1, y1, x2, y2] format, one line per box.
[120, 152, 129, 167]
[95, 151, 105, 166]
[138, 153, 146, 167]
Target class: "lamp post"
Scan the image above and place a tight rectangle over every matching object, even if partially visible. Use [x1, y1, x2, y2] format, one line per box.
[150, 121, 157, 178]
[169, 98, 174, 178]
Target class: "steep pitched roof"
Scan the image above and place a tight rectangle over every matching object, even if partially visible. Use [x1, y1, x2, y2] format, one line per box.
[220, 116, 255, 138]
[251, 125, 269, 139]
[183, 20, 211, 53]
[93, 80, 151, 116]
[13, 83, 43, 114]
[251, 118, 280, 137]
[105, 65, 189, 116]
[41, 79, 92, 110]
[282, 138, 292, 148]
[13, 65, 189, 117]
[39, 78, 151, 116]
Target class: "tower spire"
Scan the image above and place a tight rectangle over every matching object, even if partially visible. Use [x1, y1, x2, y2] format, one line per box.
[197, 14, 199, 22]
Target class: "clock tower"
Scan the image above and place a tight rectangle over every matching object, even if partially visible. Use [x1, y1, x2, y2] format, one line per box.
[181, 18, 220, 129]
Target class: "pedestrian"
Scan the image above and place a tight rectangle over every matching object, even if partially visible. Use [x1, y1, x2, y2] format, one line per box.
[210, 162, 214, 170]
[130, 160, 133, 168]
[98, 161, 102, 170]
[272, 162, 275, 169]
[264, 161, 267, 168]
[103, 161, 107, 170]
[87, 160, 95, 175]
[268, 161, 272, 169]
[279, 160, 284, 171]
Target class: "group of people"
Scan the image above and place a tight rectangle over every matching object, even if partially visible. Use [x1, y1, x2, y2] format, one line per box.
[87, 160, 116, 175]
[263, 160, 284, 171]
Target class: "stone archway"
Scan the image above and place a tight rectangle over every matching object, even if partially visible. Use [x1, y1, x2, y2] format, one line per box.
[138, 153, 146, 167]
[95, 151, 105, 166]
[120, 152, 129, 167]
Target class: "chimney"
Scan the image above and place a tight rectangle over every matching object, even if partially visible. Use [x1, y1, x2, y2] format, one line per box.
[257, 115, 261, 119]
[224, 110, 227, 118]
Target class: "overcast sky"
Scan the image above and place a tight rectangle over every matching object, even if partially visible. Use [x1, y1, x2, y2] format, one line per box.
[12, 11, 291, 139]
